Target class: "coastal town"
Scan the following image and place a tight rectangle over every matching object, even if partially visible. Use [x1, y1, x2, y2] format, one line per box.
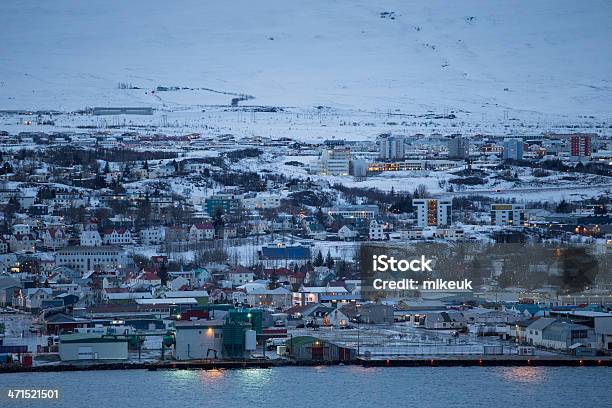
[0, 106, 610, 369]
[1, 1, 611, 407]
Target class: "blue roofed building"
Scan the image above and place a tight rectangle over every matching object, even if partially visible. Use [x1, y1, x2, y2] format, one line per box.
[506, 303, 550, 318]
[260, 244, 312, 268]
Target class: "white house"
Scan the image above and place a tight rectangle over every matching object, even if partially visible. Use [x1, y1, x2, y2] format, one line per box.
[9, 234, 36, 253]
[293, 286, 349, 306]
[189, 223, 215, 242]
[13, 224, 32, 235]
[42, 227, 68, 250]
[244, 193, 281, 210]
[338, 225, 358, 241]
[17, 287, 53, 311]
[80, 230, 102, 247]
[103, 228, 133, 245]
[423, 311, 467, 330]
[227, 269, 255, 286]
[55, 246, 127, 274]
[139, 226, 165, 245]
[233, 284, 292, 309]
[369, 220, 385, 240]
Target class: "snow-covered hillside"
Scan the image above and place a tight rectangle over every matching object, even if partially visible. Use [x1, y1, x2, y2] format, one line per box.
[1, 0, 611, 121]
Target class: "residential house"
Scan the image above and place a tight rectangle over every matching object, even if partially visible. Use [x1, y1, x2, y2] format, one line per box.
[42, 227, 68, 250]
[233, 285, 292, 309]
[0, 238, 8, 254]
[103, 228, 133, 245]
[139, 226, 165, 245]
[17, 287, 54, 312]
[338, 225, 358, 241]
[80, 230, 102, 247]
[130, 268, 162, 287]
[0, 276, 21, 306]
[369, 220, 385, 240]
[506, 304, 550, 318]
[226, 268, 255, 287]
[9, 233, 37, 253]
[423, 311, 467, 330]
[294, 286, 349, 306]
[189, 223, 215, 241]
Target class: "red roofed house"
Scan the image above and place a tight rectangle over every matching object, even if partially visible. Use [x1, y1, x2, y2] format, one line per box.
[266, 268, 292, 282]
[130, 267, 161, 286]
[103, 227, 133, 245]
[9, 233, 37, 253]
[189, 223, 215, 242]
[42, 227, 68, 250]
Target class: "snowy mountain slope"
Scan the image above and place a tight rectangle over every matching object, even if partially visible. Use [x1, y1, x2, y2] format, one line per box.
[1, 0, 611, 119]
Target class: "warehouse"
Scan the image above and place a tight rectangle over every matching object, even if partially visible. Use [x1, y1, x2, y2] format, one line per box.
[288, 336, 356, 362]
[174, 319, 225, 360]
[59, 333, 128, 361]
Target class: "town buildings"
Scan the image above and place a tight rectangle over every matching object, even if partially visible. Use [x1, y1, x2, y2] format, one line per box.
[413, 198, 452, 227]
[448, 135, 469, 159]
[491, 204, 526, 226]
[311, 147, 351, 176]
[55, 246, 127, 275]
[503, 138, 524, 160]
[378, 134, 406, 160]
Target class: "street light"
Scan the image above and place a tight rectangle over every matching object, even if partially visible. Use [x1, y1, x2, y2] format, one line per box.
[356, 314, 361, 357]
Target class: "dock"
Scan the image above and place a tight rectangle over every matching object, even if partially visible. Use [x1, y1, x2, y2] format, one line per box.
[0, 356, 610, 373]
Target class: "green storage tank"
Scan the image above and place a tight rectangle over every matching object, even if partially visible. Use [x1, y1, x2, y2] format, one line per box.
[222, 322, 247, 359]
[228, 309, 263, 333]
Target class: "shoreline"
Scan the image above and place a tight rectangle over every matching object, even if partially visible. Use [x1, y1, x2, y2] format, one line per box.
[1, 356, 611, 373]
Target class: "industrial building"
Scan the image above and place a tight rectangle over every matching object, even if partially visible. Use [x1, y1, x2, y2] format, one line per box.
[91, 107, 153, 115]
[173, 311, 259, 360]
[174, 319, 226, 360]
[288, 336, 356, 362]
[59, 333, 128, 361]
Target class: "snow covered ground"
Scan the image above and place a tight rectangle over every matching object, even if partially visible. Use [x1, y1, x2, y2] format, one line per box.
[1, 0, 611, 135]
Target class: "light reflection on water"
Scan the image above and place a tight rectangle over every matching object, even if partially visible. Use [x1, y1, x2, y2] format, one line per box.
[499, 366, 546, 384]
[199, 368, 225, 383]
[0, 366, 608, 408]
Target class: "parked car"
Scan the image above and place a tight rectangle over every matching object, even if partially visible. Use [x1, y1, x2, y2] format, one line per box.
[265, 338, 287, 351]
[306, 320, 320, 329]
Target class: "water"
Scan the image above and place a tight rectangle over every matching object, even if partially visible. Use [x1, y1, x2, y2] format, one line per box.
[0, 366, 609, 408]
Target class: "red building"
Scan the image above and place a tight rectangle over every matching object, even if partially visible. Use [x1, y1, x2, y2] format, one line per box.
[570, 134, 591, 157]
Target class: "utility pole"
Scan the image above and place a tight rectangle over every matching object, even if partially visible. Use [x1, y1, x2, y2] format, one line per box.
[356, 314, 361, 357]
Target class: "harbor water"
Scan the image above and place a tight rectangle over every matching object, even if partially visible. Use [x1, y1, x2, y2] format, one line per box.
[0, 365, 609, 408]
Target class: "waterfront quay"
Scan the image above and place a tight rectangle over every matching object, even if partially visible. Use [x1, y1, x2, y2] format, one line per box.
[1, 355, 610, 374]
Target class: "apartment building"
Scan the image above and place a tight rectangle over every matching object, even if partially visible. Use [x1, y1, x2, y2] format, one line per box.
[413, 198, 452, 227]
[491, 204, 525, 226]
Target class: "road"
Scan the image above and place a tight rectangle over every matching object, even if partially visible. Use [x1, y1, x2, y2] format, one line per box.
[433, 183, 612, 197]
